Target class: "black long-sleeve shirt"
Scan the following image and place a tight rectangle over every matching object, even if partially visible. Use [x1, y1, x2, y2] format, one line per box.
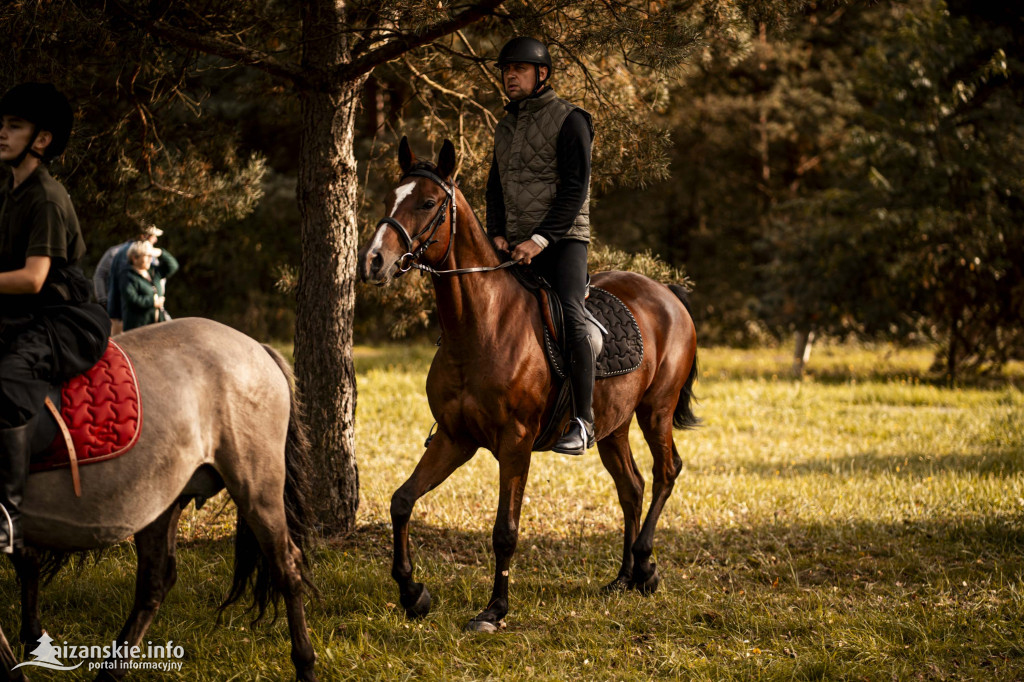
[486, 107, 593, 245]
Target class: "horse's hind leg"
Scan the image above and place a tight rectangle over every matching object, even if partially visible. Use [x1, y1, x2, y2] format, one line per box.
[11, 548, 41, 644]
[631, 403, 684, 593]
[392, 430, 475, 619]
[597, 422, 645, 592]
[97, 498, 185, 680]
[233, 491, 316, 681]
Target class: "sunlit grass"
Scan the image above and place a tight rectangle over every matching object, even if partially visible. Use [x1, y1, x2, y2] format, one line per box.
[2, 343, 1022, 680]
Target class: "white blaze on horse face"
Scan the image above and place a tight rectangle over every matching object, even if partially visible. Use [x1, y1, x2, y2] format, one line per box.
[390, 180, 417, 218]
[369, 180, 418, 255]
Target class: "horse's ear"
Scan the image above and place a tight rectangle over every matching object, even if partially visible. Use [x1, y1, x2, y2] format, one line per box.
[399, 136, 415, 174]
[437, 139, 457, 180]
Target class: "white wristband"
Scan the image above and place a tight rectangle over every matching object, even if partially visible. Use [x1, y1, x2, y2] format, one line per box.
[530, 234, 550, 249]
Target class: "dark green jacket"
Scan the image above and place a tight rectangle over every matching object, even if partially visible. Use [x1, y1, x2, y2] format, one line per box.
[121, 250, 178, 332]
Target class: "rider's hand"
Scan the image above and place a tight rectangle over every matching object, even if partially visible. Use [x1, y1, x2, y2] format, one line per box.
[493, 236, 509, 253]
[511, 239, 543, 265]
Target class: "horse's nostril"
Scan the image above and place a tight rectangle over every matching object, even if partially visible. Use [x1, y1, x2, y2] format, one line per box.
[371, 253, 383, 275]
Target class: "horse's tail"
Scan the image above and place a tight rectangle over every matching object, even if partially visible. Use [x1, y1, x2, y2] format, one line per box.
[668, 284, 701, 430]
[220, 344, 316, 624]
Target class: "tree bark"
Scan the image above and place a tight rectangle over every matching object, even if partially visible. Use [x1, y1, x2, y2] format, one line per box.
[294, 0, 364, 535]
[792, 328, 814, 378]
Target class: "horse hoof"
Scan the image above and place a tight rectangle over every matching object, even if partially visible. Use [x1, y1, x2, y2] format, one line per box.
[402, 583, 432, 619]
[464, 618, 504, 633]
[631, 564, 660, 594]
[602, 576, 632, 593]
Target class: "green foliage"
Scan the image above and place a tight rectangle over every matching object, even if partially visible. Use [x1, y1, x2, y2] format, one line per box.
[592, 1, 1024, 377]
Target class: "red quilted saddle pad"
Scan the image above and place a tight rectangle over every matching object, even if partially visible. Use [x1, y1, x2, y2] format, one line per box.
[30, 340, 143, 473]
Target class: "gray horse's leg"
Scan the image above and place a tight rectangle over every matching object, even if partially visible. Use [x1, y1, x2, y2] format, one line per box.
[466, 446, 532, 633]
[96, 499, 184, 680]
[629, 404, 684, 593]
[391, 430, 475, 619]
[11, 550, 41, 645]
[596, 422, 645, 592]
[236, 493, 317, 681]
[0, 622, 26, 682]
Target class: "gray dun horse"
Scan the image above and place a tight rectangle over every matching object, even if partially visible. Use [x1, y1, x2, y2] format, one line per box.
[1, 318, 316, 681]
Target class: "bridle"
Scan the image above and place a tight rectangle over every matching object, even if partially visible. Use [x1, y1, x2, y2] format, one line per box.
[375, 167, 518, 278]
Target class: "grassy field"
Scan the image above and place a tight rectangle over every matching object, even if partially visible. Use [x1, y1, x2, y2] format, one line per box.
[2, 343, 1022, 680]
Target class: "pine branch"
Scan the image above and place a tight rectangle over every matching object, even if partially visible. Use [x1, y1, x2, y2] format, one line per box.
[339, 0, 506, 80]
[402, 56, 500, 126]
[108, 0, 308, 87]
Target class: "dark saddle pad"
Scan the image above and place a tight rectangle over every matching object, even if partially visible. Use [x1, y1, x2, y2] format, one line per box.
[511, 267, 644, 380]
[543, 287, 644, 379]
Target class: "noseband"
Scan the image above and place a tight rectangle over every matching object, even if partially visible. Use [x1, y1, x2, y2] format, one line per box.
[376, 168, 457, 276]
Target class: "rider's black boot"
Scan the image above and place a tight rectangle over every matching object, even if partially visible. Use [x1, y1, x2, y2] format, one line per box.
[0, 422, 32, 554]
[552, 337, 596, 456]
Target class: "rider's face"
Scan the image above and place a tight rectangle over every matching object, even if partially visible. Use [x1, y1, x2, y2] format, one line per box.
[0, 116, 34, 163]
[502, 63, 548, 101]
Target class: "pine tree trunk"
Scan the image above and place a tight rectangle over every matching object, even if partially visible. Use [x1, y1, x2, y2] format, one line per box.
[791, 328, 814, 378]
[294, 0, 364, 535]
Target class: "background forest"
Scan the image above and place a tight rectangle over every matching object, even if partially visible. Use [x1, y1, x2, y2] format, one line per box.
[2, 0, 1022, 383]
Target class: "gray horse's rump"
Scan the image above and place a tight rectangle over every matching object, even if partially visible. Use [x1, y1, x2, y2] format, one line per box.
[19, 317, 289, 551]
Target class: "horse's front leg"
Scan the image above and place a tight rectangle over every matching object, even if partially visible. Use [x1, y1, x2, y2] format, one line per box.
[11, 549, 42, 645]
[465, 444, 533, 633]
[391, 429, 475, 619]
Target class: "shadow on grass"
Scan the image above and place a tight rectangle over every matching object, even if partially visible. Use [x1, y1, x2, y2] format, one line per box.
[1, 509, 1021, 681]
[321, 512, 1024, 602]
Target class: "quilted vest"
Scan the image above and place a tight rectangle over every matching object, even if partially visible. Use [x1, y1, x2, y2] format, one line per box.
[494, 88, 591, 245]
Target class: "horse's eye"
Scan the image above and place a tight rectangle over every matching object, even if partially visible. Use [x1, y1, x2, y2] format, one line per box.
[422, 200, 437, 209]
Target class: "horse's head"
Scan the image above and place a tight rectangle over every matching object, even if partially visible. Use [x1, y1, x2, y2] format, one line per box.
[358, 137, 458, 285]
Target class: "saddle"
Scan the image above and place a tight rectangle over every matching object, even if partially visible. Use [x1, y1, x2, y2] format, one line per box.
[511, 268, 644, 450]
[28, 340, 143, 495]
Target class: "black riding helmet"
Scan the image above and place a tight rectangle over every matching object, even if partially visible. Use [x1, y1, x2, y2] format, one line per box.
[496, 37, 552, 94]
[0, 82, 74, 165]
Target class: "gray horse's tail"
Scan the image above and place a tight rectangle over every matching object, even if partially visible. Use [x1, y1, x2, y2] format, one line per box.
[220, 345, 316, 623]
[668, 284, 701, 430]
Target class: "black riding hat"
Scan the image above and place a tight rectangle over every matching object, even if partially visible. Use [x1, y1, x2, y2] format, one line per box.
[496, 37, 553, 72]
[0, 82, 74, 162]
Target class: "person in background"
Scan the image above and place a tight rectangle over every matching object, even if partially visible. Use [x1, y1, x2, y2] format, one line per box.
[120, 240, 178, 332]
[102, 223, 163, 334]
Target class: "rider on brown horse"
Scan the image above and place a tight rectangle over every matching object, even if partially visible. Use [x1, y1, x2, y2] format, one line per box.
[487, 37, 596, 455]
[0, 83, 110, 553]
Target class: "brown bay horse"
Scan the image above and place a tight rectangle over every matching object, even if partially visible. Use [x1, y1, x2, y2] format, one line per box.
[1, 318, 316, 681]
[358, 138, 699, 632]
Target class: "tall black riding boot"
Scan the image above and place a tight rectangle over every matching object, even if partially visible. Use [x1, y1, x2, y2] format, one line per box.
[0, 422, 32, 554]
[552, 337, 597, 456]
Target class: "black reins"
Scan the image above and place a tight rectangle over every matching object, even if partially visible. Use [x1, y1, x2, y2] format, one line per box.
[375, 168, 518, 278]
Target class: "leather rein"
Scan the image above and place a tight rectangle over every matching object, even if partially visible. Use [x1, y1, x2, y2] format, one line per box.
[375, 168, 518, 278]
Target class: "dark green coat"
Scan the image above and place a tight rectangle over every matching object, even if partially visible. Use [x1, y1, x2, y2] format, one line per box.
[121, 250, 178, 332]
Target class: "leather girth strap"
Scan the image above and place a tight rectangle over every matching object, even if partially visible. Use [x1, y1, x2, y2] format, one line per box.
[43, 396, 81, 497]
